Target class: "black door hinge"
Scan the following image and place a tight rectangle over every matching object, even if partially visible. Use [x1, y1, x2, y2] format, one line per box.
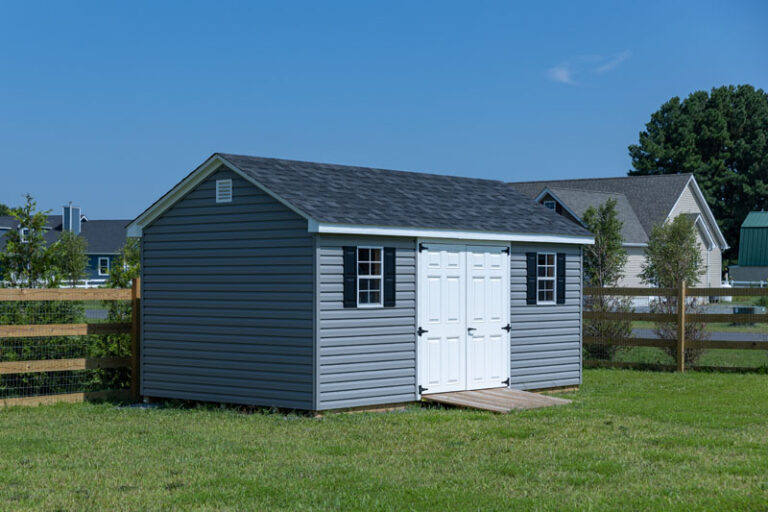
[502, 378, 510, 386]
[419, 243, 428, 253]
[419, 385, 428, 394]
[417, 326, 428, 336]
[502, 247, 510, 255]
[502, 324, 511, 332]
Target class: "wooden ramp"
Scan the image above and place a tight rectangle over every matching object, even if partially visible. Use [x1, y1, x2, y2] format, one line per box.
[422, 387, 571, 413]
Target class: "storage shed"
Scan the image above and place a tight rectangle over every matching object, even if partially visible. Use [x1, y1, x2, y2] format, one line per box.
[126, 154, 594, 411]
[731, 211, 768, 282]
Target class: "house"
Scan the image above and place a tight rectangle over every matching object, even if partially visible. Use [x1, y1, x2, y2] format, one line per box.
[511, 174, 728, 291]
[729, 212, 768, 283]
[0, 204, 129, 285]
[126, 153, 594, 411]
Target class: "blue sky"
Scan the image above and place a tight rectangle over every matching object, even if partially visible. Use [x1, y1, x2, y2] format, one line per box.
[1, 1, 766, 219]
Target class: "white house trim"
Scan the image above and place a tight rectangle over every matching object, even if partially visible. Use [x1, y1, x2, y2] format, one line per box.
[308, 221, 595, 245]
[127, 154, 313, 237]
[666, 176, 728, 249]
[623, 242, 648, 248]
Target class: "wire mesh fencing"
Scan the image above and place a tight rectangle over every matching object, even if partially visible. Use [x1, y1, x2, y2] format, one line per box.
[0, 284, 137, 405]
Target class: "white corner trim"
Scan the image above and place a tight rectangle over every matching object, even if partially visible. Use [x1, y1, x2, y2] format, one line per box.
[534, 188, 588, 228]
[693, 214, 716, 250]
[310, 222, 595, 245]
[126, 154, 313, 237]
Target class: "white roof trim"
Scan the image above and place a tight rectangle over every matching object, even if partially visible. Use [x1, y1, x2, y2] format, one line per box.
[533, 188, 588, 228]
[309, 221, 594, 245]
[692, 214, 716, 251]
[666, 176, 728, 250]
[126, 154, 312, 237]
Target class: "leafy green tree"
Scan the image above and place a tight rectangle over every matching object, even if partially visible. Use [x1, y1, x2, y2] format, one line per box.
[642, 215, 707, 364]
[582, 199, 633, 360]
[0, 194, 58, 287]
[628, 84, 768, 260]
[0, 203, 11, 216]
[50, 231, 89, 287]
[106, 237, 140, 289]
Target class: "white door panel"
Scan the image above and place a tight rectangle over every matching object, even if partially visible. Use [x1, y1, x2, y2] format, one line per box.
[419, 243, 510, 394]
[419, 244, 466, 394]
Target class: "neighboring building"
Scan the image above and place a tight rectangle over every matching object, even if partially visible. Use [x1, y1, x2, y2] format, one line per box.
[127, 153, 594, 411]
[511, 174, 729, 290]
[729, 211, 768, 282]
[0, 204, 129, 285]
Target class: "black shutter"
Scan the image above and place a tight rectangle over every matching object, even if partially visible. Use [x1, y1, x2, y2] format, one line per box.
[343, 246, 357, 308]
[526, 252, 537, 305]
[556, 253, 566, 304]
[383, 247, 396, 307]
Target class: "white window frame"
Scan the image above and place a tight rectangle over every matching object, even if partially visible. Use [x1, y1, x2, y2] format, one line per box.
[543, 200, 556, 211]
[536, 252, 556, 305]
[216, 179, 233, 203]
[20, 227, 29, 243]
[98, 257, 110, 276]
[356, 246, 383, 308]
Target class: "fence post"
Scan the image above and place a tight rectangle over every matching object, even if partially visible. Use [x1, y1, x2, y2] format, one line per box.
[676, 280, 686, 372]
[130, 277, 141, 402]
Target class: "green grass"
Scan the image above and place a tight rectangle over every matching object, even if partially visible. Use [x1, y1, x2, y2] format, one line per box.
[614, 346, 768, 367]
[2, 370, 768, 510]
[633, 320, 768, 334]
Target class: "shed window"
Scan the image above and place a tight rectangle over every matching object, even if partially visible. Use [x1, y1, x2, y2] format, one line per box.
[543, 200, 556, 211]
[537, 252, 556, 304]
[98, 257, 110, 276]
[357, 247, 382, 307]
[216, 179, 233, 203]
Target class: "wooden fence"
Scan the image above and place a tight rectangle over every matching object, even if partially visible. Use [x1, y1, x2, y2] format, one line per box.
[0, 279, 140, 407]
[584, 283, 768, 372]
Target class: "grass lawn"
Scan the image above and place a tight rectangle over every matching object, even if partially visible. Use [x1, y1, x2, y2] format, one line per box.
[633, 320, 768, 335]
[613, 346, 768, 368]
[1, 371, 768, 510]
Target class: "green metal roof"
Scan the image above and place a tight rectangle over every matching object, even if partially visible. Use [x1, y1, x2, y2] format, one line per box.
[738, 212, 768, 266]
[741, 211, 768, 228]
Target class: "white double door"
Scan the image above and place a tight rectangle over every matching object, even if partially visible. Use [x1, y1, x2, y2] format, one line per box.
[418, 243, 510, 395]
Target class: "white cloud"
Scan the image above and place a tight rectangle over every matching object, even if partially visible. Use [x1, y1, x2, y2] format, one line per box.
[595, 50, 632, 73]
[547, 65, 576, 85]
[547, 50, 631, 85]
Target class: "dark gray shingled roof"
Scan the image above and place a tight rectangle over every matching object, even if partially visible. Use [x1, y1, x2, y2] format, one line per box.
[511, 174, 693, 239]
[540, 187, 648, 244]
[217, 153, 592, 238]
[0, 216, 128, 253]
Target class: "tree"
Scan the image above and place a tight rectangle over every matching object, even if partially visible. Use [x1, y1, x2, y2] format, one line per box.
[0, 194, 58, 288]
[104, 238, 140, 323]
[582, 199, 633, 360]
[628, 85, 768, 260]
[50, 231, 89, 287]
[0, 203, 11, 216]
[641, 215, 707, 364]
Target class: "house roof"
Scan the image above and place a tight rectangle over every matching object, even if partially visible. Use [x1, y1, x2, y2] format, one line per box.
[512, 174, 694, 240]
[130, 153, 593, 242]
[0, 215, 128, 254]
[741, 211, 768, 229]
[542, 187, 648, 244]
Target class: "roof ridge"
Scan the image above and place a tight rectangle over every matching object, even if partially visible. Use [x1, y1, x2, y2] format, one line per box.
[511, 173, 693, 186]
[218, 153, 513, 187]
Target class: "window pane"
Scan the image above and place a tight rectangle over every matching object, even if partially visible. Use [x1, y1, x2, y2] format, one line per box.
[369, 291, 380, 304]
[359, 291, 370, 304]
[370, 263, 381, 276]
[358, 263, 370, 276]
[546, 254, 555, 265]
[538, 254, 546, 265]
[370, 248, 381, 262]
[545, 266, 554, 278]
[538, 266, 547, 277]
[358, 248, 369, 261]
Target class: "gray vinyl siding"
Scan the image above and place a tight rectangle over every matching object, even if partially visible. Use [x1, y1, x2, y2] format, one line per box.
[315, 236, 417, 410]
[509, 244, 582, 390]
[140, 167, 315, 409]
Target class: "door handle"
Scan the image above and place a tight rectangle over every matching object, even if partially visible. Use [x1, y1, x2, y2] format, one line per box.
[467, 327, 476, 334]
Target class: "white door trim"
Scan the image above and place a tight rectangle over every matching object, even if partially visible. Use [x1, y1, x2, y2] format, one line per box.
[416, 239, 511, 397]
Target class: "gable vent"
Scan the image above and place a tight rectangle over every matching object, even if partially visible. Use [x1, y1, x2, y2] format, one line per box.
[216, 179, 233, 203]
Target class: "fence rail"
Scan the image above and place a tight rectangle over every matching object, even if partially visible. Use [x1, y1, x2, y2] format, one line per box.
[583, 283, 768, 373]
[0, 279, 140, 408]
